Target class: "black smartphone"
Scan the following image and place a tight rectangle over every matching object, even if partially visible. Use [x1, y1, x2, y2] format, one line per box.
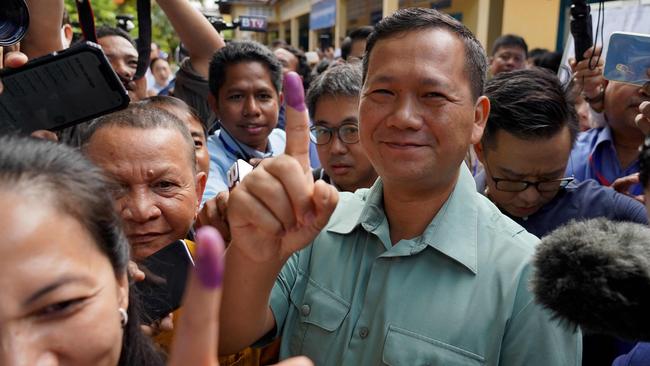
[134, 240, 194, 324]
[0, 41, 130, 134]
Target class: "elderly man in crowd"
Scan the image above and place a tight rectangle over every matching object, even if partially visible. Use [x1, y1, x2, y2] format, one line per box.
[81, 104, 205, 260]
[218, 8, 581, 365]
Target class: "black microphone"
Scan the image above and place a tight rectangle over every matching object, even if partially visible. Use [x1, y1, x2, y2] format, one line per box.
[570, 0, 593, 62]
[531, 218, 650, 341]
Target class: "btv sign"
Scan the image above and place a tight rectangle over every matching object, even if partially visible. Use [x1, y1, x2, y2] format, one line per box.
[238, 16, 267, 32]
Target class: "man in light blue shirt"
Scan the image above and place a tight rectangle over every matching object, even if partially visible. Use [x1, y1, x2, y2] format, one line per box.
[219, 8, 581, 365]
[202, 41, 287, 202]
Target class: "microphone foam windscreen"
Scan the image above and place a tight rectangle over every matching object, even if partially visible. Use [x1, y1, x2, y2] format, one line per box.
[531, 218, 650, 341]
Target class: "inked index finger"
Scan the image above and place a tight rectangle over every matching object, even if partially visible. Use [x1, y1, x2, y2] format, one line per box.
[283, 71, 311, 172]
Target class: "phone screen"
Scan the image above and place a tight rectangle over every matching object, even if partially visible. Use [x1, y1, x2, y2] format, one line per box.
[0, 43, 129, 134]
[604, 32, 650, 86]
[134, 240, 194, 324]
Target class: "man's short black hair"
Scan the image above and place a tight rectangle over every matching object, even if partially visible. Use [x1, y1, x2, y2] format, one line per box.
[208, 40, 282, 97]
[482, 68, 579, 150]
[491, 34, 528, 57]
[340, 37, 352, 61]
[96, 25, 136, 48]
[362, 8, 487, 100]
[349, 26, 374, 42]
[306, 63, 363, 120]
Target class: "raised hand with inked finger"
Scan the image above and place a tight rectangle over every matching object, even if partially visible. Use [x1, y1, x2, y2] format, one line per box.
[168, 225, 313, 366]
[218, 71, 339, 354]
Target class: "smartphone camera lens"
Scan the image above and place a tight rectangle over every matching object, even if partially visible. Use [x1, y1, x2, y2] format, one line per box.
[0, 0, 29, 47]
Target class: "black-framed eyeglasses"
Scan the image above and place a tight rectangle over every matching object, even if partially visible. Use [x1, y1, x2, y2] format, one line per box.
[309, 123, 359, 145]
[485, 163, 574, 193]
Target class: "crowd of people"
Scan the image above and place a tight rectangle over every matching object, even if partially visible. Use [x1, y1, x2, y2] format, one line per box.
[2, 1, 650, 365]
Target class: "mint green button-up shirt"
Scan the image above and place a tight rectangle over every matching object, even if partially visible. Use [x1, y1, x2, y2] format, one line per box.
[268, 165, 581, 365]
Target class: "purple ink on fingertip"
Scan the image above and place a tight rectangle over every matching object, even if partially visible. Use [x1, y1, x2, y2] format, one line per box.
[283, 71, 306, 112]
[196, 226, 225, 289]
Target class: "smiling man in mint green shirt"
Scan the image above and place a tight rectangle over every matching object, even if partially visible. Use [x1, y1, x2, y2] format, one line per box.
[219, 8, 581, 366]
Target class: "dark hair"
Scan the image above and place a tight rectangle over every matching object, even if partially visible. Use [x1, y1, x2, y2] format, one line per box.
[271, 39, 287, 49]
[536, 51, 562, 74]
[482, 68, 579, 149]
[340, 37, 352, 61]
[349, 26, 374, 42]
[81, 104, 196, 172]
[142, 95, 208, 137]
[149, 57, 168, 72]
[363, 8, 487, 100]
[306, 63, 362, 119]
[278, 45, 312, 90]
[208, 40, 282, 97]
[96, 25, 136, 48]
[62, 8, 70, 27]
[529, 47, 549, 59]
[0, 135, 164, 366]
[491, 34, 528, 57]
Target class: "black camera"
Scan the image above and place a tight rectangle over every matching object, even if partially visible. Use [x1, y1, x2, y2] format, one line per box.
[0, 0, 29, 47]
[570, 0, 593, 62]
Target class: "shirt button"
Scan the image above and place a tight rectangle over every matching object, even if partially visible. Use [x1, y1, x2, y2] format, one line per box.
[301, 304, 311, 316]
[359, 327, 369, 339]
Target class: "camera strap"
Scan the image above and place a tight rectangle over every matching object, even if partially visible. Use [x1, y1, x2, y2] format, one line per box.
[75, 0, 97, 43]
[134, 0, 152, 80]
[74, 0, 151, 80]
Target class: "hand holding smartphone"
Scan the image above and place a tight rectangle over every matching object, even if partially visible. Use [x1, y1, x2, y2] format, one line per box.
[0, 41, 129, 134]
[604, 32, 650, 87]
[134, 239, 195, 324]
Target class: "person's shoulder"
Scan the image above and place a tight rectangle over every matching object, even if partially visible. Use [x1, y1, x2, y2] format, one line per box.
[474, 193, 539, 258]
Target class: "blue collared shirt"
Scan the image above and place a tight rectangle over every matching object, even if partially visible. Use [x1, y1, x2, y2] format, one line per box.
[567, 126, 642, 195]
[202, 128, 286, 203]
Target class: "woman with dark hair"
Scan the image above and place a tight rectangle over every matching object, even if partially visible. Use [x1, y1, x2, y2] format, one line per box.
[0, 134, 313, 366]
[0, 135, 165, 366]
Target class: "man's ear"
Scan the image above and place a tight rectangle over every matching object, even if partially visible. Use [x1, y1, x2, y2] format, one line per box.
[62, 24, 73, 47]
[471, 95, 490, 145]
[208, 94, 219, 117]
[194, 171, 207, 218]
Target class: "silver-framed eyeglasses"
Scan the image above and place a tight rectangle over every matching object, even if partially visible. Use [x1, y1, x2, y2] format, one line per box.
[309, 123, 360, 145]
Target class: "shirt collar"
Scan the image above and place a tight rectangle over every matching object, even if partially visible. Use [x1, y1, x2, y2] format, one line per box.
[327, 164, 479, 274]
[219, 127, 274, 159]
[593, 125, 614, 152]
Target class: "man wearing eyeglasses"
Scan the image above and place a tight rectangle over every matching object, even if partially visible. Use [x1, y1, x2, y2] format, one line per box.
[474, 68, 647, 238]
[306, 63, 377, 192]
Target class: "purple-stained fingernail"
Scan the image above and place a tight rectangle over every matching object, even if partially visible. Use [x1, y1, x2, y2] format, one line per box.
[283, 71, 306, 112]
[196, 226, 225, 288]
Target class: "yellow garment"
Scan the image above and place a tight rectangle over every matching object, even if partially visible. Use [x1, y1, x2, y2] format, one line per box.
[151, 240, 280, 366]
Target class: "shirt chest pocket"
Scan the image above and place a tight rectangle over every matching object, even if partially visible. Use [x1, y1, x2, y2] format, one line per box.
[288, 279, 350, 364]
[382, 325, 485, 366]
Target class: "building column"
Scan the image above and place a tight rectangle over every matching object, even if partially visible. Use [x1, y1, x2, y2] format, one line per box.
[290, 17, 300, 48]
[279, 21, 286, 42]
[309, 29, 318, 51]
[334, 0, 347, 50]
[382, 0, 398, 18]
[476, 0, 492, 49]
